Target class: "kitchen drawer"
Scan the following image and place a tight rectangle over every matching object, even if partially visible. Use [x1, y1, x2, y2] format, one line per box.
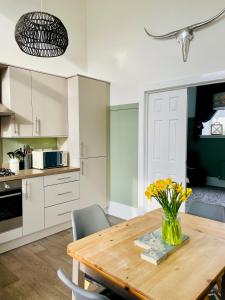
[45, 181, 79, 207]
[44, 172, 79, 186]
[45, 200, 80, 228]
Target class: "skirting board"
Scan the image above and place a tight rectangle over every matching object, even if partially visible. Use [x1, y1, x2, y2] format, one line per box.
[107, 201, 144, 220]
[0, 222, 72, 254]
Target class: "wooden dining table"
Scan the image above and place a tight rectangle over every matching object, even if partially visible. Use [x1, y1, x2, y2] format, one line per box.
[67, 209, 225, 300]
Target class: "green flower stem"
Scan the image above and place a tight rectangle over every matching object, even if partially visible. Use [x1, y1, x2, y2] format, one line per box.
[162, 216, 182, 246]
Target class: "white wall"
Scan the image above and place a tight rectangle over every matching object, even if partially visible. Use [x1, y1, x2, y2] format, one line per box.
[86, 0, 225, 105]
[0, 0, 87, 77]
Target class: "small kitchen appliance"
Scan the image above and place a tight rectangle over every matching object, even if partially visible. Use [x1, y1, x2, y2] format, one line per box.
[32, 150, 68, 169]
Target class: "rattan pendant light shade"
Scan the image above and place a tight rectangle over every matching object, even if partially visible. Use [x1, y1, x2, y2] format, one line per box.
[15, 11, 68, 57]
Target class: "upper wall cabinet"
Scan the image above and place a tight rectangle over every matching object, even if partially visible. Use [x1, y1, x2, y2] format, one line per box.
[1, 67, 68, 138]
[32, 72, 68, 137]
[79, 77, 109, 158]
[1, 67, 33, 137]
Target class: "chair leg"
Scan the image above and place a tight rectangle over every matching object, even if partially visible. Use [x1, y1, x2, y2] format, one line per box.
[217, 278, 222, 293]
[222, 273, 225, 300]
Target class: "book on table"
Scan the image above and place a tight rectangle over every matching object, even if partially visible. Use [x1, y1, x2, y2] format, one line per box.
[134, 228, 189, 265]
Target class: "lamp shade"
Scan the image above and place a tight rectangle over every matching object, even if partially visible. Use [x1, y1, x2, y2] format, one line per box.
[213, 92, 225, 110]
[15, 11, 68, 57]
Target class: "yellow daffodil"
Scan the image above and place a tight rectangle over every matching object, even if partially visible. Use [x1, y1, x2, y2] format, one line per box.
[145, 179, 192, 206]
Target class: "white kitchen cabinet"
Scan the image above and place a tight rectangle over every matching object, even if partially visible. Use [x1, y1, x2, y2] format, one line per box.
[22, 177, 44, 236]
[80, 157, 107, 208]
[32, 71, 68, 137]
[44, 171, 79, 186]
[79, 77, 109, 158]
[45, 181, 79, 207]
[1, 67, 33, 137]
[1, 67, 68, 138]
[45, 199, 81, 228]
[68, 76, 109, 209]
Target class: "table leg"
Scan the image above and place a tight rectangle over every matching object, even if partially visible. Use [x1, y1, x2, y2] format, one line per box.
[221, 273, 225, 300]
[72, 259, 85, 300]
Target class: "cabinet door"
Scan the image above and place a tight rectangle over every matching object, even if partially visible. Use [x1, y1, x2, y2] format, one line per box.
[32, 71, 68, 137]
[1, 67, 33, 137]
[80, 157, 107, 209]
[22, 177, 44, 235]
[79, 77, 109, 158]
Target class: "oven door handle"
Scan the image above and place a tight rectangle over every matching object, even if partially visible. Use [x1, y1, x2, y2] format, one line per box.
[0, 192, 22, 199]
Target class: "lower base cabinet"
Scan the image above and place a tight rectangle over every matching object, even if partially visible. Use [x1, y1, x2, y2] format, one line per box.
[45, 200, 81, 228]
[22, 177, 44, 236]
[80, 157, 107, 209]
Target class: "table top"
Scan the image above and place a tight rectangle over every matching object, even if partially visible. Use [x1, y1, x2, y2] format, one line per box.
[67, 209, 225, 300]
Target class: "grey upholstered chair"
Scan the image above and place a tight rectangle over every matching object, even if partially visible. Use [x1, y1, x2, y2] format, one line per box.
[71, 204, 111, 241]
[71, 204, 111, 287]
[57, 268, 109, 300]
[188, 201, 225, 222]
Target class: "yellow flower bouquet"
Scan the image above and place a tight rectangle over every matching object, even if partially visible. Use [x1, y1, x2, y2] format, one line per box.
[145, 178, 192, 245]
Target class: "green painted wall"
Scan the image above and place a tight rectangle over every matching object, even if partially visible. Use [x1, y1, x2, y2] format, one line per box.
[110, 104, 138, 207]
[2, 138, 57, 164]
[188, 118, 225, 177]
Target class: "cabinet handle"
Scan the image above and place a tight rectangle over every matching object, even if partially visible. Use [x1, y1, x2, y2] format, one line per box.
[58, 211, 71, 217]
[57, 177, 72, 181]
[24, 181, 29, 200]
[35, 117, 38, 134]
[57, 191, 72, 196]
[38, 119, 41, 135]
[0, 192, 21, 199]
[13, 116, 18, 135]
[81, 160, 84, 176]
[80, 142, 84, 157]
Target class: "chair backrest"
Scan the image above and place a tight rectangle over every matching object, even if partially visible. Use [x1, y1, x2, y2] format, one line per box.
[71, 204, 111, 240]
[188, 201, 225, 222]
[57, 269, 109, 300]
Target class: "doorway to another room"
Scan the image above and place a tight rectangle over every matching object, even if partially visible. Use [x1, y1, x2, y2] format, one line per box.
[186, 83, 225, 213]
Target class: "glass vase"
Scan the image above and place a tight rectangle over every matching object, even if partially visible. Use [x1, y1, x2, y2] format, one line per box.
[162, 214, 182, 246]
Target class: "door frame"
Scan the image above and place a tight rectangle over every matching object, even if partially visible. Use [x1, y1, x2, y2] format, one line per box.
[138, 70, 225, 211]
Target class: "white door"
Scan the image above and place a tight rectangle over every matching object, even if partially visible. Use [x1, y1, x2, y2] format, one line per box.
[80, 157, 107, 209]
[31, 71, 68, 137]
[146, 89, 188, 211]
[22, 177, 44, 235]
[79, 77, 109, 158]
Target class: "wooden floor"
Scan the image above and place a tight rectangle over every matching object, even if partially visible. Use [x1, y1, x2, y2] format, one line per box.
[0, 215, 123, 300]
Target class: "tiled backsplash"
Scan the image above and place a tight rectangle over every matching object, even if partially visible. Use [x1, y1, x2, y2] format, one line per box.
[1, 138, 57, 164]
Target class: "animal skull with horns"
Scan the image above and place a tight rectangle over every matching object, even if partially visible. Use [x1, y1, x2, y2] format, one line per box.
[144, 8, 225, 62]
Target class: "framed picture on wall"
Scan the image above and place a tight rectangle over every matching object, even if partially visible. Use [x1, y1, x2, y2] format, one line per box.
[211, 122, 223, 135]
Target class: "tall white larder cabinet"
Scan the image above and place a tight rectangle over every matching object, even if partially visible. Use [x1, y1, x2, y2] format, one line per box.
[68, 76, 110, 209]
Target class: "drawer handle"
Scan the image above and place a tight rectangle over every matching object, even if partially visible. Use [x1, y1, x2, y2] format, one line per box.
[58, 211, 71, 217]
[57, 177, 72, 181]
[57, 192, 72, 196]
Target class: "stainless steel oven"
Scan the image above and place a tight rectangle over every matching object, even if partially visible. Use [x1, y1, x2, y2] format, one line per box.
[0, 180, 22, 234]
